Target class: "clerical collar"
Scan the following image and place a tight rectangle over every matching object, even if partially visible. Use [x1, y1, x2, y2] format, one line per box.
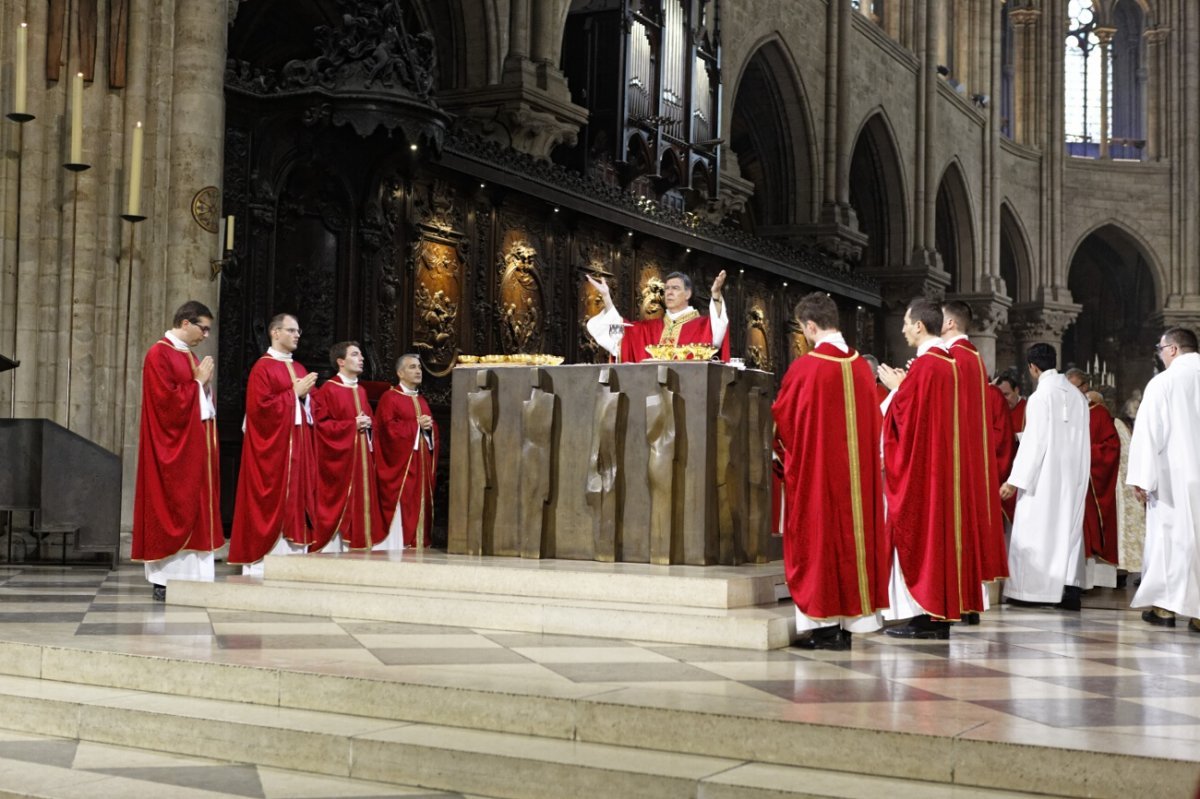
[398, 383, 420, 396]
[163, 330, 190, 351]
[916, 336, 946, 357]
[337, 374, 358, 386]
[814, 331, 849, 353]
[665, 306, 696, 321]
[943, 333, 968, 347]
[266, 347, 293, 361]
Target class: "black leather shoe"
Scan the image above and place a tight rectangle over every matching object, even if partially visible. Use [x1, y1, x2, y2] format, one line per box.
[1058, 586, 1082, 611]
[152, 584, 166, 602]
[1142, 608, 1176, 627]
[793, 626, 851, 651]
[885, 615, 950, 640]
[960, 612, 980, 625]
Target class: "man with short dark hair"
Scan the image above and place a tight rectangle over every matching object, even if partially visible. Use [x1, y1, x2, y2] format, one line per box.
[585, 270, 730, 363]
[877, 297, 983, 638]
[1000, 343, 1090, 609]
[996, 371, 1026, 524]
[132, 300, 222, 601]
[772, 292, 889, 650]
[229, 313, 317, 574]
[312, 341, 383, 552]
[941, 300, 1013, 593]
[375, 354, 438, 548]
[1128, 327, 1200, 632]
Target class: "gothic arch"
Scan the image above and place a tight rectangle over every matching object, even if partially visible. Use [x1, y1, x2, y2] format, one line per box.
[1066, 219, 1166, 307]
[848, 109, 909, 269]
[998, 201, 1034, 304]
[934, 159, 977, 293]
[728, 36, 820, 231]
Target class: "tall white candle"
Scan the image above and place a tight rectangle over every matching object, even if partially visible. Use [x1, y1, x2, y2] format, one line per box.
[14, 23, 27, 115]
[69, 72, 83, 164]
[127, 121, 143, 216]
[225, 215, 235, 251]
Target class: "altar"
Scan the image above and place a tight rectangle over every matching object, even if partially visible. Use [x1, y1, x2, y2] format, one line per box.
[447, 362, 781, 565]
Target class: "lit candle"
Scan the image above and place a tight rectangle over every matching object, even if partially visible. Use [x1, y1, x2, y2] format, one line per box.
[127, 121, 143, 216]
[14, 23, 27, 116]
[225, 215, 234, 251]
[69, 72, 83, 164]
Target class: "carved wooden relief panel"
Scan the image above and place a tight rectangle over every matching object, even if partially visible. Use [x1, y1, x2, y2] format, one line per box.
[497, 227, 546, 354]
[637, 265, 665, 320]
[410, 238, 462, 375]
[744, 300, 773, 372]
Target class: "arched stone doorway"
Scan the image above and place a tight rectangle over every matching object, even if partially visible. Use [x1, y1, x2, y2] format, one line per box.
[1063, 223, 1161, 403]
[995, 202, 1034, 373]
[729, 40, 818, 235]
[934, 161, 976, 295]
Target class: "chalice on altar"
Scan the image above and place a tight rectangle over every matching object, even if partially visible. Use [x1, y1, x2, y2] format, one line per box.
[608, 323, 627, 364]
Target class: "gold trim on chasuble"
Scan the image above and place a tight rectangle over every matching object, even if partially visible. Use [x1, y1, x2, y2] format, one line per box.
[657, 309, 700, 346]
[281, 359, 299, 541]
[930, 352, 966, 617]
[808, 350, 872, 613]
[327, 380, 374, 548]
[410, 393, 428, 548]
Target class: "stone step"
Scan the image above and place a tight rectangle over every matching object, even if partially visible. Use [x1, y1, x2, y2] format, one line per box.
[262, 550, 787, 609]
[167, 575, 796, 650]
[0, 675, 1103, 799]
[0, 639, 1196, 799]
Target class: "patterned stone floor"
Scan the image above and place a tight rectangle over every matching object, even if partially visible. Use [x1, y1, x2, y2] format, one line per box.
[2, 564, 1200, 794]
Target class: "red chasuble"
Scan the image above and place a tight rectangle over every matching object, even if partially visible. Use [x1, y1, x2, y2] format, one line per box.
[229, 356, 316, 564]
[772, 343, 889, 620]
[883, 345, 983, 620]
[1083, 401, 1120, 564]
[1001, 397, 1027, 523]
[618, 310, 730, 363]
[311, 376, 383, 550]
[375, 387, 439, 548]
[132, 340, 223, 562]
[948, 339, 1008, 582]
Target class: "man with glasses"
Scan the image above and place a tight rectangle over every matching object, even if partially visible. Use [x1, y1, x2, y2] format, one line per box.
[584, 270, 729, 363]
[229, 313, 318, 575]
[1128, 328, 1200, 633]
[132, 301, 223, 601]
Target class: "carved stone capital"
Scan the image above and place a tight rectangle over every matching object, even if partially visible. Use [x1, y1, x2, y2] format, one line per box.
[1144, 26, 1170, 45]
[1147, 309, 1200, 337]
[864, 261, 951, 313]
[1009, 7, 1041, 28]
[947, 292, 1012, 336]
[1094, 27, 1117, 46]
[1006, 300, 1082, 346]
[442, 65, 589, 161]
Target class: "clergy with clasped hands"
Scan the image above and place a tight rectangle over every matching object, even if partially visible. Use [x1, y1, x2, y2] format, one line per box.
[999, 343, 1090, 611]
[375, 353, 439, 549]
[1127, 327, 1200, 634]
[585, 270, 730, 363]
[877, 297, 984, 640]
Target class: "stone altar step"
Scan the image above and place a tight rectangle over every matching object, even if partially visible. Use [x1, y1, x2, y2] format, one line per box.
[0, 639, 1195, 799]
[167, 572, 796, 651]
[261, 550, 788, 609]
[0, 672, 1111, 799]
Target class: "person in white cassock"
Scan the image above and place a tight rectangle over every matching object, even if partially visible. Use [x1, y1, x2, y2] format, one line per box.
[1000, 343, 1090, 610]
[1127, 327, 1200, 633]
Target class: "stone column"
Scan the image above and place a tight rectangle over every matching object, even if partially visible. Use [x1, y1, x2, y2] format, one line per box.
[1009, 7, 1040, 145]
[874, 270, 951, 365]
[948, 292, 1011, 374]
[1143, 27, 1168, 160]
[164, 0, 227, 309]
[1006, 301, 1081, 389]
[1096, 27, 1114, 159]
[442, 0, 587, 160]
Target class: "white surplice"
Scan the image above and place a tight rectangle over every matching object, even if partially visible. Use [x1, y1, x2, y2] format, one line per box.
[1126, 351, 1200, 618]
[1003, 369, 1091, 603]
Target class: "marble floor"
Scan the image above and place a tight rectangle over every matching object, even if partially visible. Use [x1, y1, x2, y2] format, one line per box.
[1, 564, 1199, 797]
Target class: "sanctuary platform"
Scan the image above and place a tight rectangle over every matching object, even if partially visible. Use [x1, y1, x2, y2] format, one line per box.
[0, 559, 1199, 799]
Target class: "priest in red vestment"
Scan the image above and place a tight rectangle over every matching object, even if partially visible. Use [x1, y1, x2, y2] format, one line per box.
[312, 341, 384, 552]
[229, 313, 318, 574]
[585, 271, 730, 363]
[132, 301, 223, 602]
[879, 298, 984, 638]
[376, 354, 439, 548]
[997, 373, 1026, 524]
[941, 301, 1009, 593]
[1066, 369, 1121, 573]
[772, 292, 889, 650]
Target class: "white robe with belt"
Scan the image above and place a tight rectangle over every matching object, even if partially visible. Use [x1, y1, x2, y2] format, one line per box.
[1003, 369, 1091, 603]
[1127, 352, 1200, 618]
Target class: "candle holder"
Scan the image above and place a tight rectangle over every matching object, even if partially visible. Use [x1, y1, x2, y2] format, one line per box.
[117, 214, 148, 434]
[5, 112, 33, 123]
[210, 250, 237, 282]
[61, 163, 92, 428]
[5, 113, 33, 417]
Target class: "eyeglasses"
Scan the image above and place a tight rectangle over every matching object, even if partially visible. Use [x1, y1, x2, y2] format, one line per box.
[1154, 343, 1176, 354]
[188, 320, 211, 335]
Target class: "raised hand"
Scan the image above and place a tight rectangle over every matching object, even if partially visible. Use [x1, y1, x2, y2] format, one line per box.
[586, 274, 615, 310]
[710, 269, 727, 300]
